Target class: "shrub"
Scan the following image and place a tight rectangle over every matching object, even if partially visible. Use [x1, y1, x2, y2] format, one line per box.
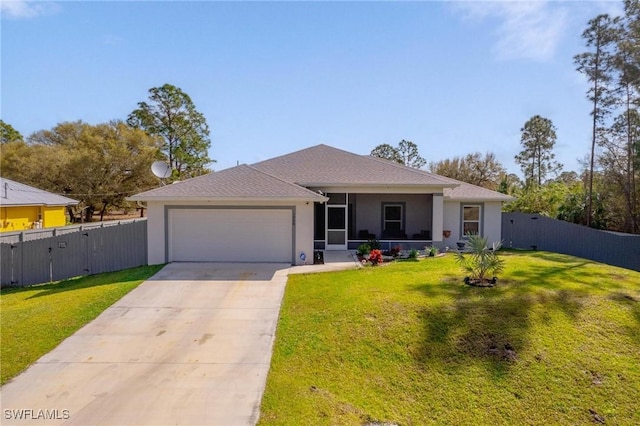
[357, 243, 371, 256]
[426, 246, 439, 257]
[454, 234, 504, 283]
[368, 249, 383, 265]
[408, 248, 419, 259]
[368, 239, 381, 250]
[390, 245, 402, 257]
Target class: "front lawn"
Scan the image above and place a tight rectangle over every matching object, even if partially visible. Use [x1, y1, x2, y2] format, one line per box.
[259, 251, 640, 425]
[0, 265, 164, 385]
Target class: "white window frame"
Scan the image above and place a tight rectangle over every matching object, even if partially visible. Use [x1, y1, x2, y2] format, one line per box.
[461, 204, 482, 237]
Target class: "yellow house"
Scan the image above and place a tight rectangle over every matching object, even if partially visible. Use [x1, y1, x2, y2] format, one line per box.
[0, 177, 79, 233]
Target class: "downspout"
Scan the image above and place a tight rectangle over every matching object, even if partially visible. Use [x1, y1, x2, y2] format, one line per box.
[136, 201, 147, 218]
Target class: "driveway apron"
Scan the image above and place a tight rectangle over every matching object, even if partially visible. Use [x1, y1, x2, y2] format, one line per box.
[0, 263, 290, 426]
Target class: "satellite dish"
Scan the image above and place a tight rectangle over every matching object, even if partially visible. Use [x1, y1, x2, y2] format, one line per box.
[151, 161, 172, 179]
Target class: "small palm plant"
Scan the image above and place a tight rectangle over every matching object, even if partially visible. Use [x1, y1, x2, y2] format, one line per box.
[454, 234, 504, 286]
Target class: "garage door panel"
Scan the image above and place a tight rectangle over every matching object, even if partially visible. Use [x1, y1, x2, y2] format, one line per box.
[170, 209, 292, 263]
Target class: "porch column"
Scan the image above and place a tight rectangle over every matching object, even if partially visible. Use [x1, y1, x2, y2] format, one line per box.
[432, 194, 444, 242]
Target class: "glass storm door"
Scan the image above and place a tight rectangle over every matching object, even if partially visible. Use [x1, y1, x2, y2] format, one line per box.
[326, 205, 347, 250]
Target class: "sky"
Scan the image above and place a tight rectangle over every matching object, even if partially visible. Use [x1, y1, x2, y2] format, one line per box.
[1, 0, 625, 177]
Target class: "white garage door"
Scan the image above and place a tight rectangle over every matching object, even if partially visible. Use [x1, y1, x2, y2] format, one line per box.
[169, 209, 292, 263]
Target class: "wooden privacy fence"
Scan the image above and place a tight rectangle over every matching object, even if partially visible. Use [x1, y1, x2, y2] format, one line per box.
[502, 212, 640, 272]
[1, 219, 147, 288]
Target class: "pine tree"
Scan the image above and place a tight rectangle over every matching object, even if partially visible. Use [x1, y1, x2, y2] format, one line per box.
[515, 115, 562, 186]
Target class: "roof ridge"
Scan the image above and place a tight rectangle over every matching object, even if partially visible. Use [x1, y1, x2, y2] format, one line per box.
[252, 144, 327, 166]
[252, 143, 375, 167]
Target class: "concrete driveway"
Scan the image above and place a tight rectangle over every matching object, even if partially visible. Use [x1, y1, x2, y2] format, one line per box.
[0, 263, 290, 426]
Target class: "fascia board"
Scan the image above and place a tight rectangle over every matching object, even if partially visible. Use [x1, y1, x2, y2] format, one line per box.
[126, 195, 329, 203]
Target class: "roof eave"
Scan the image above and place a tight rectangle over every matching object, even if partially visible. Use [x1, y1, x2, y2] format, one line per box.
[1, 201, 79, 207]
[444, 196, 516, 202]
[298, 182, 459, 188]
[126, 195, 328, 203]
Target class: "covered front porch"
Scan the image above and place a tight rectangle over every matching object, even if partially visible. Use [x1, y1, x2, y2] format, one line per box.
[313, 192, 443, 251]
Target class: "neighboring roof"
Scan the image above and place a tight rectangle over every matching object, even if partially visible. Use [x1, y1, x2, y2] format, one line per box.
[0, 177, 79, 207]
[127, 164, 327, 202]
[443, 181, 516, 202]
[252, 144, 458, 188]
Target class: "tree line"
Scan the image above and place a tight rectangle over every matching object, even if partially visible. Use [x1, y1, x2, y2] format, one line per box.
[371, 0, 638, 234]
[574, 0, 639, 231]
[1, 84, 212, 222]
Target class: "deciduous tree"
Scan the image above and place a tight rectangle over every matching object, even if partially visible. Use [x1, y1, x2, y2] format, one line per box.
[497, 173, 522, 195]
[429, 152, 506, 190]
[0, 121, 161, 222]
[598, 110, 640, 231]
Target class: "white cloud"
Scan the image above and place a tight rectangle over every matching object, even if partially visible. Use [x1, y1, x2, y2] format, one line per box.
[1, 0, 59, 19]
[452, 1, 569, 62]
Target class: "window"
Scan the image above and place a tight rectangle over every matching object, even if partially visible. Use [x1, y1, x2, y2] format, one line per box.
[383, 204, 404, 231]
[327, 193, 346, 205]
[462, 205, 481, 236]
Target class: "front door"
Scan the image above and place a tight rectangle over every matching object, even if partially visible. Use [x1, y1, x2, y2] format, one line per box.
[326, 205, 347, 250]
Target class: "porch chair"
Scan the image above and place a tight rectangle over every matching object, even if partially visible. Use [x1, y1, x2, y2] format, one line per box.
[382, 229, 407, 239]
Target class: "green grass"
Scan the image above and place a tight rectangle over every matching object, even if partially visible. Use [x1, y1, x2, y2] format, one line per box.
[259, 251, 640, 425]
[0, 265, 164, 385]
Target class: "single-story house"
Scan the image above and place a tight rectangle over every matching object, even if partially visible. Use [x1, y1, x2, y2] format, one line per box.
[0, 177, 79, 232]
[129, 144, 514, 265]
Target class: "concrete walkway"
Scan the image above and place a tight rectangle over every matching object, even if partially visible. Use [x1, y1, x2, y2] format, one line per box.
[288, 250, 361, 274]
[0, 256, 359, 425]
[0, 263, 290, 426]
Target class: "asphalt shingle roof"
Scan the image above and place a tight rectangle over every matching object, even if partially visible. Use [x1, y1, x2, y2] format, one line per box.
[129, 144, 514, 202]
[443, 181, 515, 201]
[0, 177, 79, 206]
[252, 144, 458, 187]
[401, 170, 515, 201]
[128, 164, 326, 201]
